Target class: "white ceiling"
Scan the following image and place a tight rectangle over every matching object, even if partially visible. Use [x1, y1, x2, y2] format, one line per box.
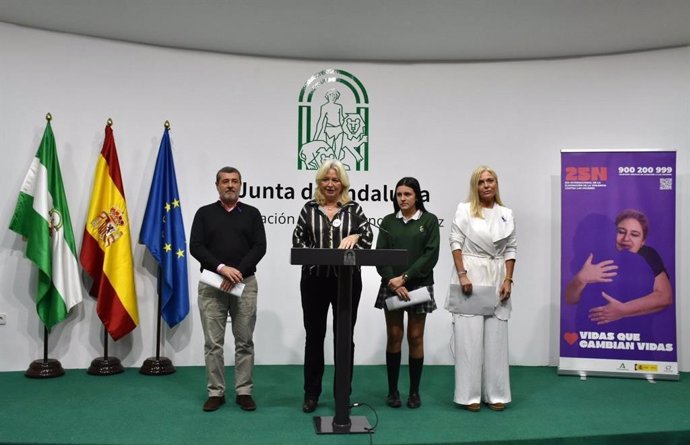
[1, 0, 689, 62]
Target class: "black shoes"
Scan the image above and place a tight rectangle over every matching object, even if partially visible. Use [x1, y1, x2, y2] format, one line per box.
[202, 395, 226, 412]
[407, 393, 421, 409]
[203, 394, 256, 412]
[388, 390, 421, 409]
[302, 397, 318, 413]
[386, 390, 402, 408]
[235, 394, 257, 411]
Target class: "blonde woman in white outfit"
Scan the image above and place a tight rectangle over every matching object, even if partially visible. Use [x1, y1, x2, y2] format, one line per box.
[447, 166, 516, 412]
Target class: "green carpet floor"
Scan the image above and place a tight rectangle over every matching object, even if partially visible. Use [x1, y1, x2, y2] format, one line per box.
[1, 365, 688, 445]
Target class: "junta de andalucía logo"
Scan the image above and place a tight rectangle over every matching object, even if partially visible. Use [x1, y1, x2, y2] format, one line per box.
[297, 69, 369, 171]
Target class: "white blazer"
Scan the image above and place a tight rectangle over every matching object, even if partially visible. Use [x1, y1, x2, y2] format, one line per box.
[447, 202, 517, 320]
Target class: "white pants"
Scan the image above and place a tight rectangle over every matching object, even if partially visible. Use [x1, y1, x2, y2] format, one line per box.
[452, 314, 511, 405]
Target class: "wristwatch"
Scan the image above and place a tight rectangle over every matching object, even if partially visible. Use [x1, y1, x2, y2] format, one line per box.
[402, 273, 409, 283]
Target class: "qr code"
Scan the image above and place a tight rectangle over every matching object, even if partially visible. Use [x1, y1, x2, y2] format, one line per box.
[659, 178, 673, 190]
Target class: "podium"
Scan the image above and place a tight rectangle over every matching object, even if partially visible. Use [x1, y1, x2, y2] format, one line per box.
[291, 248, 408, 434]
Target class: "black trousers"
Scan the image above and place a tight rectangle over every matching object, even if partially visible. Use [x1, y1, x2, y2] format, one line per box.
[300, 270, 362, 399]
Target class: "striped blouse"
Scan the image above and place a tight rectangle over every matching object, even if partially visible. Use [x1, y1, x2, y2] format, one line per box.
[292, 200, 373, 276]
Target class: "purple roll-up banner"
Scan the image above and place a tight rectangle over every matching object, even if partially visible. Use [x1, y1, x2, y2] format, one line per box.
[559, 150, 678, 380]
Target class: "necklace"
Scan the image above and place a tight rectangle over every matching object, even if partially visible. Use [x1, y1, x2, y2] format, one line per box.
[323, 202, 339, 212]
[323, 202, 340, 224]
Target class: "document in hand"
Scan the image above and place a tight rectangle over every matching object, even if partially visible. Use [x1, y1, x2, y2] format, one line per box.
[385, 286, 432, 311]
[200, 270, 245, 297]
[446, 284, 497, 315]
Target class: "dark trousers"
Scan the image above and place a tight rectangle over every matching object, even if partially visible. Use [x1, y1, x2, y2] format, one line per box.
[300, 270, 362, 399]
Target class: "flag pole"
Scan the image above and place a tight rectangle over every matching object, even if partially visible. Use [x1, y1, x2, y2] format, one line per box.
[140, 266, 175, 375]
[87, 326, 124, 376]
[25, 326, 65, 378]
[140, 120, 176, 376]
[23, 113, 65, 379]
[83, 118, 125, 377]
[44, 325, 48, 358]
[155, 269, 163, 359]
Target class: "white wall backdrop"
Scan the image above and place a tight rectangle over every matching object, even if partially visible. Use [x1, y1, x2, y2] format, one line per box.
[1, 22, 688, 372]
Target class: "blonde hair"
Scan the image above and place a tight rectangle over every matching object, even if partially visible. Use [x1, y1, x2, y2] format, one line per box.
[468, 165, 503, 218]
[314, 160, 352, 205]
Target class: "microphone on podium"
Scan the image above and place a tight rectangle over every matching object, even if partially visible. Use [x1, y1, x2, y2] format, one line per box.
[337, 202, 392, 238]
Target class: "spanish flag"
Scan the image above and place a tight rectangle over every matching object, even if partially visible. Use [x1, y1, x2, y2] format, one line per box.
[79, 124, 139, 340]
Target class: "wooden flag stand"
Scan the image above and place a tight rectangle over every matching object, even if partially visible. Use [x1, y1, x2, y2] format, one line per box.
[139, 120, 179, 376]
[25, 326, 65, 378]
[87, 328, 124, 375]
[140, 278, 175, 376]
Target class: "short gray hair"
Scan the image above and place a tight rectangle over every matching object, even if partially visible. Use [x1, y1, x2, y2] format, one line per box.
[216, 166, 242, 184]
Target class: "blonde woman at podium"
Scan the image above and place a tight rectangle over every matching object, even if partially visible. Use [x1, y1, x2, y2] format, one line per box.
[374, 177, 440, 409]
[447, 166, 516, 412]
[292, 159, 373, 413]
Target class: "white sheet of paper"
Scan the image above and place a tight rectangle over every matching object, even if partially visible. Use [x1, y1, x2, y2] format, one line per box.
[385, 286, 432, 310]
[200, 270, 245, 297]
[446, 284, 497, 315]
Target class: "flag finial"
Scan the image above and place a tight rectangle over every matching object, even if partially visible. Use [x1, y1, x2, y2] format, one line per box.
[107, 118, 113, 127]
[45, 113, 52, 121]
[164, 120, 170, 129]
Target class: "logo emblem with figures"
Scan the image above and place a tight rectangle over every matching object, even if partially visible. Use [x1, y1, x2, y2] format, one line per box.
[298, 69, 369, 171]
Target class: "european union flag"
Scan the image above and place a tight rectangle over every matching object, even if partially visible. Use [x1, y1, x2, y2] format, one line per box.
[139, 128, 189, 327]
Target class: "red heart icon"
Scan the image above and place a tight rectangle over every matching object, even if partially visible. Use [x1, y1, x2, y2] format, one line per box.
[564, 332, 579, 345]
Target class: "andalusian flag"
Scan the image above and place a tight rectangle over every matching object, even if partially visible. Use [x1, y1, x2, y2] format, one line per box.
[79, 124, 139, 340]
[10, 120, 83, 328]
[139, 127, 190, 327]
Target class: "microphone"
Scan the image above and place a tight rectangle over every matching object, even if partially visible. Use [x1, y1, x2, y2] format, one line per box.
[337, 202, 392, 238]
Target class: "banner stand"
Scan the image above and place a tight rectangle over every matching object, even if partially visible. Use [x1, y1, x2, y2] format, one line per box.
[559, 150, 678, 380]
